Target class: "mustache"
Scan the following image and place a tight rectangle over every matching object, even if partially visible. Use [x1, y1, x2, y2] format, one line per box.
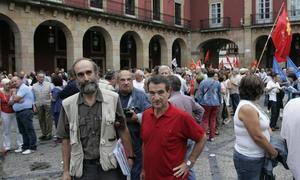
[77, 80, 98, 94]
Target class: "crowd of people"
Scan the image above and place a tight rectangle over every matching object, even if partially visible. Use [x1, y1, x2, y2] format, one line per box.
[0, 58, 299, 180]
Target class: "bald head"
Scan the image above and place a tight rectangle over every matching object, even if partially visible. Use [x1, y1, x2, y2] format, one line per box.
[72, 58, 98, 77]
[158, 65, 172, 76]
[118, 70, 134, 95]
[135, 69, 144, 82]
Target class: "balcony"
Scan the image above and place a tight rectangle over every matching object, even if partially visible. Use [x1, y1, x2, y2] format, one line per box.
[251, 10, 300, 27]
[37, 0, 191, 30]
[199, 17, 231, 32]
[105, 1, 191, 29]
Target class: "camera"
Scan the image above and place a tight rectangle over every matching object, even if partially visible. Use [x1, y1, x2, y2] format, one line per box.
[123, 107, 135, 118]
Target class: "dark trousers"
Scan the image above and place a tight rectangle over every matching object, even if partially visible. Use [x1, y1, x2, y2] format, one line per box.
[73, 161, 126, 180]
[230, 93, 240, 114]
[53, 112, 60, 129]
[16, 109, 37, 150]
[127, 124, 142, 180]
[270, 101, 279, 128]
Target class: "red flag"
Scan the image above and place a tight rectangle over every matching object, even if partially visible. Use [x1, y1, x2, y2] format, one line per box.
[234, 56, 240, 68]
[271, 4, 292, 63]
[189, 59, 197, 70]
[251, 59, 257, 69]
[226, 55, 233, 69]
[204, 50, 210, 63]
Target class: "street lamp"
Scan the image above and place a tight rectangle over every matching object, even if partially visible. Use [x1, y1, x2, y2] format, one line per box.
[127, 36, 132, 50]
[93, 31, 99, 47]
[48, 26, 55, 44]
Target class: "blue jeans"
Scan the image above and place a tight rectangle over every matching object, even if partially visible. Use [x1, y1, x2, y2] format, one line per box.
[233, 150, 264, 180]
[185, 139, 196, 180]
[230, 94, 240, 114]
[16, 109, 37, 150]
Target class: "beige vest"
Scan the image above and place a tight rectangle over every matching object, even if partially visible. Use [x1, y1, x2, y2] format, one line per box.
[62, 88, 119, 177]
[32, 82, 52, 106]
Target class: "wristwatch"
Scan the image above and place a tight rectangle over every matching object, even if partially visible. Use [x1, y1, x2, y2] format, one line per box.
[186, 160, 193, 169]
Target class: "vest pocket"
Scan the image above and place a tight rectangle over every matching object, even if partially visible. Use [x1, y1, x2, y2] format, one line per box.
[70, 149, 83, 177]
[100, 143, 117, 171]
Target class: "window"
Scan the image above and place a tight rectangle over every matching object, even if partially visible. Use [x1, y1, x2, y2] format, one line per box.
[210, 2, 222, 27]
[175, 3, 181, 25]
[153, 0, 160, 20]
[125, 0, 135, 15]
[90, 0, 103, 9]
[256, 0, 272, 23]
[289, 0, 300, 19]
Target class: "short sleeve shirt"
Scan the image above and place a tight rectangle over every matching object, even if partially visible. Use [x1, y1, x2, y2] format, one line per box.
[281, 98, 300, 179]
[12, 83, 34, 112]
[141, 104, 205, 180]
[56, 89, 126, 160]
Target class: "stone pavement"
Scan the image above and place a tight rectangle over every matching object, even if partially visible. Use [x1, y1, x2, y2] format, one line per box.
[0, 105, 294, 180]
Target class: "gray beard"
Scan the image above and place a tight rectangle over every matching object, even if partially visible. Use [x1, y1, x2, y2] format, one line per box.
[79, 80, 98, 94]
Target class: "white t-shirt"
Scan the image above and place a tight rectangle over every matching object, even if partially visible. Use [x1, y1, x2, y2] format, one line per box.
[266, 80, 280, 102]
[281, 98, 300, 180]
[133, 79, 145, 92]
[234, 100, 270, 158]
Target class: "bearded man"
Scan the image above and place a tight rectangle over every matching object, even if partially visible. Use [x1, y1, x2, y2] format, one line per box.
[57, 58, 134, 180]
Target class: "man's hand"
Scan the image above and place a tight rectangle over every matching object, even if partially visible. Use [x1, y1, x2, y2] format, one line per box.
[128, 158, 134, 169]
[127, 112, 138, 123]
[33, 105, 37, 113]
[173, 162, 189, 178]
[62, 171, 71, 180]
[140, 169, 145, 180]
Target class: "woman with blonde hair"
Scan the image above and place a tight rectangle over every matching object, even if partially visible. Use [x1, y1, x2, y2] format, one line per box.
[0, 78, 23, 153]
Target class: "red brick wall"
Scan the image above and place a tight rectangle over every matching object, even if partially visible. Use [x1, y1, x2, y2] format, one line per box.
[224, 0, 244, 28]
[184, 0, 191, 20]
[190, 0, 208, 30]
[107, 0, 124, 16]
[64, 0, 87, 8]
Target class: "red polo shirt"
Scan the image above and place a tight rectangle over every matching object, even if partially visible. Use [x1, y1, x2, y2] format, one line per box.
[141, 104, 205, 180]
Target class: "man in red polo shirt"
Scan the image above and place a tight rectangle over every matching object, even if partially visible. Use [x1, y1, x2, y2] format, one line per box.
[141, 75, 206, 180]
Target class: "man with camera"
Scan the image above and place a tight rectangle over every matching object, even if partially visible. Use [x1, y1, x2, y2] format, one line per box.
[117, 70, 151, 180]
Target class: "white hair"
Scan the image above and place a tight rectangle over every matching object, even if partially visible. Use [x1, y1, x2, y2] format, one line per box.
[135, 69, 144, 76]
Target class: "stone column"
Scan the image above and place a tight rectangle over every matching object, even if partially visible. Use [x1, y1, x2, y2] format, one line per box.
[243, 0, 253, 67]
[109, 36, 120, 70]
[161, 39, 171, 66]
[16, 28, 34, 73]
[68, 29, 84, 68]
[138, 41, 149, 68]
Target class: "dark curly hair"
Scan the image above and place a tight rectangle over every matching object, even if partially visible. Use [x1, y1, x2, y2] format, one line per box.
[239, 75, 264, 101]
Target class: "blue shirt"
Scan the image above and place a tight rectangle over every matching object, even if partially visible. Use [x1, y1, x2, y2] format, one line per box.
[12, 83, 34, 112]
[197, 78, 221, 106]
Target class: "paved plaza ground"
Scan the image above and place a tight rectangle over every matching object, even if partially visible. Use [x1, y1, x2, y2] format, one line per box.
[0, 98, 294, 180]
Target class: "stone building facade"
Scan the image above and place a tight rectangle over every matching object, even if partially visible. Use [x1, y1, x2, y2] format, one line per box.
[0, 0, 299, 73]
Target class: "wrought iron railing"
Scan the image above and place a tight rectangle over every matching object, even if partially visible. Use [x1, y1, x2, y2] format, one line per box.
[199, 17, 231, 30]
[251, 10, 300, 26]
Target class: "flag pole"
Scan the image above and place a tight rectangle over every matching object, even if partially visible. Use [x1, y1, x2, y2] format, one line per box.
[255, 2, 285, 70]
